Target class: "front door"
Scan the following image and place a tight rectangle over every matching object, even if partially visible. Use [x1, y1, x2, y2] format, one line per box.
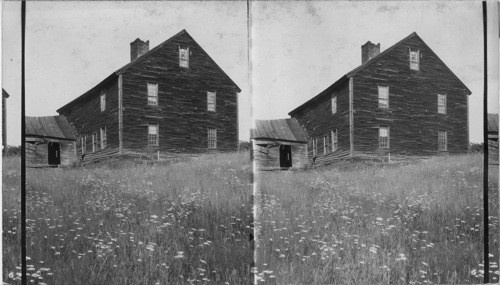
[48, 142, 61, 166]
[279, 145, 292, 168]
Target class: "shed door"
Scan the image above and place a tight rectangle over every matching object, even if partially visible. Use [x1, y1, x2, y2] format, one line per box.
[279, 145, 292, 168]
[48, 142, 61, 166]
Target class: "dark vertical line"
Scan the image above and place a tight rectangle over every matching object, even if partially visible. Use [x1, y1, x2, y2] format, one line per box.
[482, 1, 489, 284]
[21, 1, 27, 285]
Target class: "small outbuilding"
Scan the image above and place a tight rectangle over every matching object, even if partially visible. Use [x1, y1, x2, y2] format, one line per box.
[25, 116, 77, 167]
[251, 118, 308, 171]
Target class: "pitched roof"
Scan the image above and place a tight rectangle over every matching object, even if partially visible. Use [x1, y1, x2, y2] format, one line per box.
[2, 89, 10, 98]
[289, 32, 471, 116]
[251, 118, 307, 143]
[57, 29, 241, 112]
[488, 113, 498, 134]
[25, 115, 76, 141]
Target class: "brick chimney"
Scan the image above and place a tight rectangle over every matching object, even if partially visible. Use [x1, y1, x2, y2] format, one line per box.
[130, 38, 150, 62]
[361, 41, 380, 64]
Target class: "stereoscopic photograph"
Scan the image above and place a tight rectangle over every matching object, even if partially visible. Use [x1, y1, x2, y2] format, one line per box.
[1, 1, 499, 285]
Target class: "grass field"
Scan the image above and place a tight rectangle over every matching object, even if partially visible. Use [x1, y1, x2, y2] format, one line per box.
[3, 152, 254, 284]
[254, 154, 499, 284]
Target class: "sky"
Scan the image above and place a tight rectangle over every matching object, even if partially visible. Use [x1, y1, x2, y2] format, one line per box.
[2, 1, 250, 145]
[251, 1, 499, 143]
[1, 1, 499, 146]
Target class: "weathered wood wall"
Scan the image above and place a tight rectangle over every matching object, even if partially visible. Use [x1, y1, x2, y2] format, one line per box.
[25, 138, 76, 166]
[253, 140, 308, 171]
[353, 35, 469, 156]
[291, 80, 351, 166]
[121, 32, 239, 155]
[58, 78, 120, 163]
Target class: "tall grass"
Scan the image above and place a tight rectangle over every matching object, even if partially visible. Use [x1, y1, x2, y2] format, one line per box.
[255, 154, 499, 284]
[3, 152, 253, 284]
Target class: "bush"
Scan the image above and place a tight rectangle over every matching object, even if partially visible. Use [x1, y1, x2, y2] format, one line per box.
[469, 142, 484, 153]
[3, 145, 21, 156]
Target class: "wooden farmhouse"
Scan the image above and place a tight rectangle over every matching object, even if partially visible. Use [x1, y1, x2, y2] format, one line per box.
[57, 29, 241, 163]
[289, 32, 471, 166]
[251, 119, 308, 170]
[25, 116, 77, 167]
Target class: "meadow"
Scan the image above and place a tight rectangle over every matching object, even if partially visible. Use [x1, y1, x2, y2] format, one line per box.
[3, 152, 254, 284]
[254, 154, 499, 284]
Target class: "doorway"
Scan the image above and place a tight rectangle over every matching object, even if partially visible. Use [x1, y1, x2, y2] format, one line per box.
[48, 142, 61, 166]
[279, 145, 292, 168]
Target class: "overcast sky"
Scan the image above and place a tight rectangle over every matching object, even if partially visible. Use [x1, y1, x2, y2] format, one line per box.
[1, 1, 499, 145]
[2, 1, 249, 145]
[252, 1, 498, 143]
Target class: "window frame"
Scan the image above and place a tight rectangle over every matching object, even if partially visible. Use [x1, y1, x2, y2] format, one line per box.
[331, 130, 338, 152]
[379, 126, 390, 149]
[208, 128, 217, 149]
[378, 85, 389, 108]
[207, 91, 216, 112]
[100, 127, 107, 149]
[331, 96, 337, 114]
[100, 92, 106, 112]
[92, 132, 97, 153]
[312, 138, 317, 156]
[179, 46, 190, 68]
[81, 135, 86, 154]
[147, 83, 159, 106]
[148, 124, 159, 146]
[438, 130, 447, 151]
[437, 94, 447, 114]
[409, 49, 420, 71]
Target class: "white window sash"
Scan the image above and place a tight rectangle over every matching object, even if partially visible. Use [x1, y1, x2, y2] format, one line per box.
[100, 93, 106, 111]
[179, 47, 189, 68]
[332, 97, 337, 114]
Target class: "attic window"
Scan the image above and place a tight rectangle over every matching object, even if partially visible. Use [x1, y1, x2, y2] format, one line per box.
[179, 47, 190, 68]
[331, 96, 337, 114]
[378, 86, 389, 108]
[147, 83, 158, 106]
[207, 91, 216, 112]
[437, 94, 446, 114]
[100, 92, 106, 111]
[409, 49, 420, 71]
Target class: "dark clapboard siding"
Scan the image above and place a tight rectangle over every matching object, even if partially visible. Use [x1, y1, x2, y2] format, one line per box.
[292, 80, 351, 166]
[59, 79, 120, 162]
[352, 35, 469, 156]
[121, 32, 238, 154]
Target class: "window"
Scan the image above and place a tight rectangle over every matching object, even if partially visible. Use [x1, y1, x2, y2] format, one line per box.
[179, 46, 189, 68]
[331, 96, 337, 114]
[312, 138, 317, 156]
[100, 127, 107, 149]
[148, 124, 159, 146]
[379, 126, 390, 148]
[438, 94, 446, 114]
[208, 128, 217, 149]
[100, 92, 106, 111]
[323, 136, 330, 155]
[147, 83, 158, 106]
[378, 86, 389, 108]
[331, 130, 338, 152]
[92, 132, 97, 152]
[438, 130, 447, 151]
[410, 49, 420, 70]
[207, 91, 216, 112]
[81, 135, 86, 154]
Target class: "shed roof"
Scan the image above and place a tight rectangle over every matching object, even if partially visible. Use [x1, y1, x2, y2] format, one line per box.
[57, 29, 241, 113]
[289, 32, 471, 116]
[25, 116, 76, 141]
[488, 113, 498, 134]
[251, 118, 307, 143]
